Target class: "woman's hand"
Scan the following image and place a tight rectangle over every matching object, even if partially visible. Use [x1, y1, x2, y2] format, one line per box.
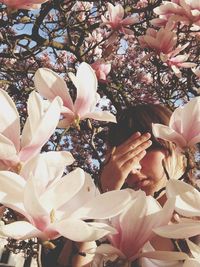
[100, 132, 152, 192]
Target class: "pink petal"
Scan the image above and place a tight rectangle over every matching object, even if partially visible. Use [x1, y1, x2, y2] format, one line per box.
[169, 97, 200, 145]
[34, 68, 74, 110]
[122, 16, 138, 25]
[24, 174, 50, 228]
[152, 123, 186, 147]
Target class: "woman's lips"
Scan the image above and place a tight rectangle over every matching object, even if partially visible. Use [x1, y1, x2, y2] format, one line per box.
[132, 178, 151, 189]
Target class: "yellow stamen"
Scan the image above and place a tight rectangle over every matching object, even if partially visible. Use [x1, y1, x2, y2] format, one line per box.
[42, 241, 56, 250]
[50, 209, 55, 223]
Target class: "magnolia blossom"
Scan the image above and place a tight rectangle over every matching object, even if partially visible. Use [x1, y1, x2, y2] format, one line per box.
[152, 96, 200, 149]
[153, 0, 200, 27]
[160, 43, 197, 78]
[1, 0, 49, 9]
[0, 156, 131, 241]
[138, 27, 177, 54]
[91, 60, 111, 82]
[153, 180, 200, 240]
[34, 62, 116, 128]
[138, 28, 196, 77]
[91, 189, 175, 265]
[101, 3, 137, 35]
[0, 89, 62, 171]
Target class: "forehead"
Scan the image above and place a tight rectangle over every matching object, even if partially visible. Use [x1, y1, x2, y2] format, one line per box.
[142, 149, 166, 161]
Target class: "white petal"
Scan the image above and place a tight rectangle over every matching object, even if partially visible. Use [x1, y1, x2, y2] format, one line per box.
[20, 95, 62, 162]
[24, 174, 49, 219]
[93, 243, 125, 259]
[34, 68, 74, 110]
[54, 219, 115, 242]
[0, 221, 44, 240]
[154, 221, 200, 239]
[0, 171, 27, 217]
[166, 180, 200, 217]
[82, 111, 116, 123]
[0, 89, 20, 151]
[60, 172, 99, 217]
[140, 250, 188, 261]
[20, 151, 74, 187]
[71, 189, 131, 220]
[40, 168, 85, 211]
[0, 134, 18, 163]
[72, 62, 98, 117]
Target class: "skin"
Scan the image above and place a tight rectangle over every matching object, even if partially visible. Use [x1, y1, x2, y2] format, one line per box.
[100, 131, 168, 196]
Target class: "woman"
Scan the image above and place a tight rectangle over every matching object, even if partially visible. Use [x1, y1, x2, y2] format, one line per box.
[100, 103, 187, 204]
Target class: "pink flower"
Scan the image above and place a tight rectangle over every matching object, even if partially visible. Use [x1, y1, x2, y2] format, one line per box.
[93, 190, 174, 263]
[0, 159, 131, 241]
[34, 62, 116, 128]
[138, 27, 177, 54]
[0, 90, 62, 170]
[101, 3, 137, 35]
[160, 43, 197, 78]
[1, 0, 49, 10]
[153, 0, 200, 27]
[91, 60, 111, 82]
[152, 96, 200, 149]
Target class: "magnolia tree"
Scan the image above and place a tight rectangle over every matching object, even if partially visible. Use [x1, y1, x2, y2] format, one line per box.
[0, 0, 200, 267]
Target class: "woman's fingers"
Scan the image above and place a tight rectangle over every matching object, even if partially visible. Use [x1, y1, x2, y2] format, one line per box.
[100, 132, 152, 192]
[115, 132, 151, 157]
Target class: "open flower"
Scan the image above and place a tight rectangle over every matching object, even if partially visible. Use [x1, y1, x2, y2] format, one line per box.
[138, 27, 177, 54]
[153, 0, 200, 27]
[91, 189, 174, 265]
[91, 59, 111, 82]
[160, 43, 197, 78]
[34, 62, 116, 128]
[0, 89, 62, 171]
[0, 162, 131, 242]
[153, 180, 200, 240]
[152, 96, 200, 149]
[1, 0, 49, 10]
[101, 3, 137, 35]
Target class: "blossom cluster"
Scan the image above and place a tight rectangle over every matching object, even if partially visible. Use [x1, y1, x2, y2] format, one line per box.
[0, 0, 200, 266]
[0, 60, 200, 266]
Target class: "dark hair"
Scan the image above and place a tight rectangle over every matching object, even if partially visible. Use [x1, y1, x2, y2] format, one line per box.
[107, 103, 173, 154]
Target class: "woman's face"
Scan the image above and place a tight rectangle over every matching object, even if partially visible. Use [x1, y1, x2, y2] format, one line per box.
[126, 149, 167, 196]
